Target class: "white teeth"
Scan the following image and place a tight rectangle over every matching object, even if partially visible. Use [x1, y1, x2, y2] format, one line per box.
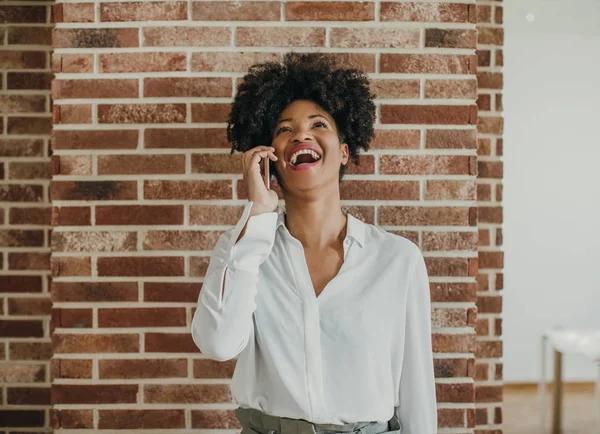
[290, 149, 321, 166]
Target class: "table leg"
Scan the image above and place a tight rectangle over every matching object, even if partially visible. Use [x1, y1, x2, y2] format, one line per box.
[551, 350, 563, 434]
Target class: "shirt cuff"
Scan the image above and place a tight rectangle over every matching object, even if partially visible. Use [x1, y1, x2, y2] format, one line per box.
[226, 201, 278, 272]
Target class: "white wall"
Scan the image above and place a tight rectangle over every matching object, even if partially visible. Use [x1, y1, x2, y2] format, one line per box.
[504, 0, 600, 382]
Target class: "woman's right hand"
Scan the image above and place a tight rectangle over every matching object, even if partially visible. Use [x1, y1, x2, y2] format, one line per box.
[242, 146, 279, 216]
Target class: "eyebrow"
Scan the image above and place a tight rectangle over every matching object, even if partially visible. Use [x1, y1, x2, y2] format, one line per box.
[276, 114, 328, 125]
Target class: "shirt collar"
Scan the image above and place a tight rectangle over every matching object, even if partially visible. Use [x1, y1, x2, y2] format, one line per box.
[275, 208, 365, 248]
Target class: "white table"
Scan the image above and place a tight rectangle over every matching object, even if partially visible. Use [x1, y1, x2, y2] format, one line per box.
[539, 328, 600, 434]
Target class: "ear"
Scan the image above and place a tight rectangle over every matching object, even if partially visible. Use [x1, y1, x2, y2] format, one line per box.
[340, 143, 349, 166]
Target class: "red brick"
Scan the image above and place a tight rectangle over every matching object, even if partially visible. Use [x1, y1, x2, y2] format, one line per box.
[381, 105, 476, 125]
[0, 364, 46, 382]
[52, 230, 137, 253]
[340, 181, 419, 200]
[478, 116, 503, 134]
[52, 308, 92, 329]
[7, 387, 50, 406]
[100, 52, 186, 73]
[193, 359, 236, 378]
[100, 359, 187, 379]
[380, 206, 472, 226]
[52, 53, 94, 73]
[479, 206, 502, 224]
[331, 28, 419, 48]
[52, 130, 138, 150]
[10, 26, 52, 45]
[51, 181, 137, 201]
[7, 72, 53, 90]
[97, 257, 184, 277]
[423, 231, 477, 251]
[370, 79, 420, 99]
[372, 129, 420, 149]
[52, 79, 138, 99]
[476, 385, 503, 403]
[144, 230, 221, 251]
[438, 408, 465, 428]
[479, 251, 504, 269]
[0, 409, 45, 427]
[426, 180, 476, 201]
[477, 5, 491, 23]
[384, 2, 468, 22]
[144, 384, 231, 403]
[0, 51, 46, 69]
[51, 256, 91, 277]
[0, 184, 44, 202]
[145, 128, 228, 149]
[0, 6, 46, 23]
[477, 49, 491, 67]
[191, 52, 280, 72]
[191, 409, 241, 429]
[430, 282, 476, 303]
[53, 28, 138, 48]
[9, 252, 49, 271]
[101, 2, 187, 21]
[145, 77, 232, 98]
[51, 207, 91, 226]
[425, 79, 477, 99]
[96, 205, 183, 226]
[51, 409, 93, 429]
[189, 257, 208, 278]
[144, 282, 201, 303]
[236, 27, 325, 47]
[52, 155, 92, 176]
[435, 358, 474, 379]
[51, 281, 138, 302]
[0, 139, 44, 156]
[431, 308, 468, 328]
[381, 53, 476, 74]
[381, 155, 471, 175]
[0, 230, 44, 247]
[436, 383, 474, 403]
[98, 154, 185, 175]
[478, 72, 503, 89]
[0, 319, 43, 337]
[53, 104, 92, 124]
[478, 161, 503, 179]
[98, 103, 186, 124]
[52, 384, 138, 404]
[426, 29, 477, 48]
[478, 27, 504, 45]
[191, 103, 231, 123]
[0, 276, 42, 293]
[56, 3, 94, 23]
[433, 333, 476, 353]
[98, 308, 186, 327]
[478, 296, 502, 314]
[477, 94, 491, 111]
[426, 257, 468, 276]
[7, 116, 51, 134]
[52, 334, 139, 354]
[145, 333, 199, 353]
[496, 49, 504, 67]
[189, 205, 243, 226]
[8, 297, 51, 315]
[51, 359, 93, 380]
[9, 207, 51, 225]
[476, 340, 502, 358]
[286, 2, 374, 21]
[144, 27, 230, 47]
[144, 180, 231, 200]
[99, 409, 185, 429]
[194, 2, 279, 20]
[9, 342, 52, 361]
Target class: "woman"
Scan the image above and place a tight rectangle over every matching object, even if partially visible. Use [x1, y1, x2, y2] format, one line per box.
[191, 53, 437, 434]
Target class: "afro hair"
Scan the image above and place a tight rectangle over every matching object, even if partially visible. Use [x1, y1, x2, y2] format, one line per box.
[226, 52, 376, 182]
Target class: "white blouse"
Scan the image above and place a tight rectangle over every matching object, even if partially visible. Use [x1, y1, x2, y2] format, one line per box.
[191, 201, 437, 432]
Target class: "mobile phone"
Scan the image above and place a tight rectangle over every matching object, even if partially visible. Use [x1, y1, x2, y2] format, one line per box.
[262, 156, 270, 190]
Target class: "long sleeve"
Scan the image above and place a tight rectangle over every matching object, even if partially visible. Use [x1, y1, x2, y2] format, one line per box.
[396, 248, 438, 433]
[191, 201, 278, 361]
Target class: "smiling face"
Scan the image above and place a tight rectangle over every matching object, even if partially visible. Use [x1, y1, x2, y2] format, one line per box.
[271, 99, 349, 194]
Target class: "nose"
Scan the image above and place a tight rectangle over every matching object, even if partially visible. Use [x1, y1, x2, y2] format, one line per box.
[291, 130, 314, 143]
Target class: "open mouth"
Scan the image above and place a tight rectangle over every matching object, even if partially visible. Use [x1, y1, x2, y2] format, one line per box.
[289, 149, 322, 167]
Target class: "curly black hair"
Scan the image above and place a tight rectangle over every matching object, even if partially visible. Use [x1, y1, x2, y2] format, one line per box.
[227, 52, 376, 182]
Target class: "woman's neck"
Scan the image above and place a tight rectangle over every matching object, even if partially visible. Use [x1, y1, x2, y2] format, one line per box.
[283, 197, 347, 250]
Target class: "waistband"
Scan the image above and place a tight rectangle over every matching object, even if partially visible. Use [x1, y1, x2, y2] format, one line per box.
[234, 406, 402, 434]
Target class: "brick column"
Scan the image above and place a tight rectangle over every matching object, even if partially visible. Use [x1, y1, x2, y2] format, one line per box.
[0, 2, 54, 431]
[475, 1, 504, 433]
[49, 1, 483, 432]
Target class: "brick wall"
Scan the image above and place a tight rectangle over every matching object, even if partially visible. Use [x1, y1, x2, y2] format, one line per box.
[0, 1, 55, 431]
[1, 0, 503, 432]
[475, 1, 504, 433]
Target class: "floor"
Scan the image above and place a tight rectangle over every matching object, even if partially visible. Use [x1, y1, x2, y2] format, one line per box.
[504, 388, 597, 434]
